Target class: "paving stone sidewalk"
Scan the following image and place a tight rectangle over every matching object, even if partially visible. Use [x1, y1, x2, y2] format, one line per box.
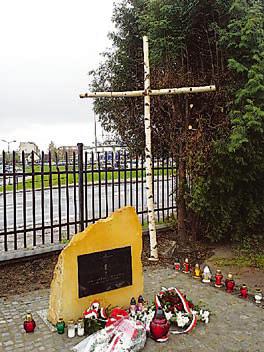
[0, 266, 263, 352]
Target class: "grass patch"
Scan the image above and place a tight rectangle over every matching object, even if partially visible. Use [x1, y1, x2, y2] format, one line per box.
[0, 168, 176, 193]
[142, 220, 166, 231]
[212, 255, 264, 270]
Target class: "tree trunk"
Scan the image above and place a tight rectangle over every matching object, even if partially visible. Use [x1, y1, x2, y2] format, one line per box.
[177, 141, 187, 240]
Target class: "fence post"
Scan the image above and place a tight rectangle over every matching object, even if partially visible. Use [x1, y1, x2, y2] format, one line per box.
[78, 143, 84, 232]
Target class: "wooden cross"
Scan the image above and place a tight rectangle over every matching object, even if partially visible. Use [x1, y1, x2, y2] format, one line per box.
[80, 36, 216, 261]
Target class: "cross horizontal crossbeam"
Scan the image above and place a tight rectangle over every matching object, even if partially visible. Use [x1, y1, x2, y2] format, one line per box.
[80, 85, 216, 99]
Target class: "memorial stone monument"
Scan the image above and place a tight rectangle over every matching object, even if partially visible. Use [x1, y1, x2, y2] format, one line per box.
[48, 206, 143, 325]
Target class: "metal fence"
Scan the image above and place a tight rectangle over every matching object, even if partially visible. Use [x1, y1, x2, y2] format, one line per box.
[0, 143, 178, 252]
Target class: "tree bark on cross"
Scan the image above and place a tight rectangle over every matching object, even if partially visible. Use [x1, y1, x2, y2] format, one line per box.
[80, 36, 216, 261]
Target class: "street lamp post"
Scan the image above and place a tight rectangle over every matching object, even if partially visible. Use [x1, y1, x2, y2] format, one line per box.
[1, 139, 16, 154]
[1, 139, 16, 185]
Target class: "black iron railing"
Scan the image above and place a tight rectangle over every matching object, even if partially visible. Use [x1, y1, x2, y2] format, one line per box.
[0, 143, 178, 251]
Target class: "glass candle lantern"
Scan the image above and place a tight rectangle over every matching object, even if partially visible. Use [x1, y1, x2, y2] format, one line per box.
[137, 295, 144, 312]
[23, 312, 36, 333]
[174, 258, 181, 271]
[67, 320, 76, 338]
[202, 265, 212, 283]
[130, 297, 137, 315]
[225, 273, 235, 293]
[240, 284, 248, 299]
[254, 288, 262, 304]
[182, 258, 190, 273]
[56, 318, 65, 334]
[77, 318, 85, 336]
[214, 269, 223, 287]
[193, 263, 202, 279]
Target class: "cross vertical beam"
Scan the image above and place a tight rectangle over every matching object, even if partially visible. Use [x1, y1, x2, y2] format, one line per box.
[143, 36, 158, 260]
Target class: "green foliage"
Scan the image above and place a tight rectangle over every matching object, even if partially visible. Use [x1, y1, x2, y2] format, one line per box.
[84, 317, 104, 335]
[90, 0, 231, 157]
[89, 0, 264, 243]
[190, 0, 264, 242]
[164, 212, 178, 230]
[60, 232, 70, 245]
[48, 141, 58, 162]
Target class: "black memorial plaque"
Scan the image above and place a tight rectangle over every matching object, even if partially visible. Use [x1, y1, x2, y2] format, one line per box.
[77, 246, 132, 298]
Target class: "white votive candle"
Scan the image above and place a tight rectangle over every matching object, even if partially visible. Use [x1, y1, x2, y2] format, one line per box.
[77, 319, 84, 336]
[67, 321, 75, 338]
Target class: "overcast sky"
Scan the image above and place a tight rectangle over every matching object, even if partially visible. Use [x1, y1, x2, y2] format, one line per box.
[0, 0, 114, 152]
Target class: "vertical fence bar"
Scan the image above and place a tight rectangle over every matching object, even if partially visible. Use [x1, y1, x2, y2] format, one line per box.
[173, 157, 176, 214]
[124, 151, 127, 206]
[49, 151, 54, 243]
[135, 155, 139, 214]
[167, 157, 169, 217]
[78, 143, 84, 232]
[152, 155, 155, 216]
[98, 152, 102, 219]
[151, 155, 157, 220]
[91, 152, 95, 223]
[118, 151, 121, 208]
[104, 151, 109, 217]
[157, 157, 160, 222]
[65, 152, 70, 238]
[170, 156, 174, 215]
[12, 151, 17, 249]
[22, 151, 27, 248]
[111, 152, 115, 213]
[162, 157, 165, 222]
[141, 154, 144, 225]
[31, 152, 36, 247]
[41, 151, 45, 244]
[175, 157, 178, 217]
[129, 152, 132, 207]
[56, 153, 62, 241]
[73, 151, 78, 233]
[84, 152, 88, 226]
[2, 152, 7, 251]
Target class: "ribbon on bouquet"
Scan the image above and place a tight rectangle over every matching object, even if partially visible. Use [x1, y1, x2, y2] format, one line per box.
[155, 286, 197, 334]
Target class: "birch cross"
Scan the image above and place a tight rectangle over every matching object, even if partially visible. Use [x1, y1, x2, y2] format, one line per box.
[80, 36, 216, 261]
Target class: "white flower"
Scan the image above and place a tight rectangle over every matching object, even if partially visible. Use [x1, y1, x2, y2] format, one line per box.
[191, 310, 198, 316]
[130, 310, 137, 318]
[84, 311, 98, 319]
[176, 312, 190, 328]
[91, 302, 100, 311]
[165, 311, 173, 321]
[200, 310, 210, 324]
[145, 310, 155, 331]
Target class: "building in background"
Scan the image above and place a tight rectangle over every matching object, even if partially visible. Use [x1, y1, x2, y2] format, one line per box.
[57, 145, 78, 162]
[84, 142, 128, 167]
[56, 142, 127, 167]
[18, 142, 40, 163]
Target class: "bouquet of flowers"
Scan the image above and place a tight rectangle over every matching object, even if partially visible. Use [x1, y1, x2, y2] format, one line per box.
[158, 287, 210, 332]
[129, 287, 210, 335]
[83, 301, 108, 335]
[72, 317, 146, 352]
[73, 287, 210, 350]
